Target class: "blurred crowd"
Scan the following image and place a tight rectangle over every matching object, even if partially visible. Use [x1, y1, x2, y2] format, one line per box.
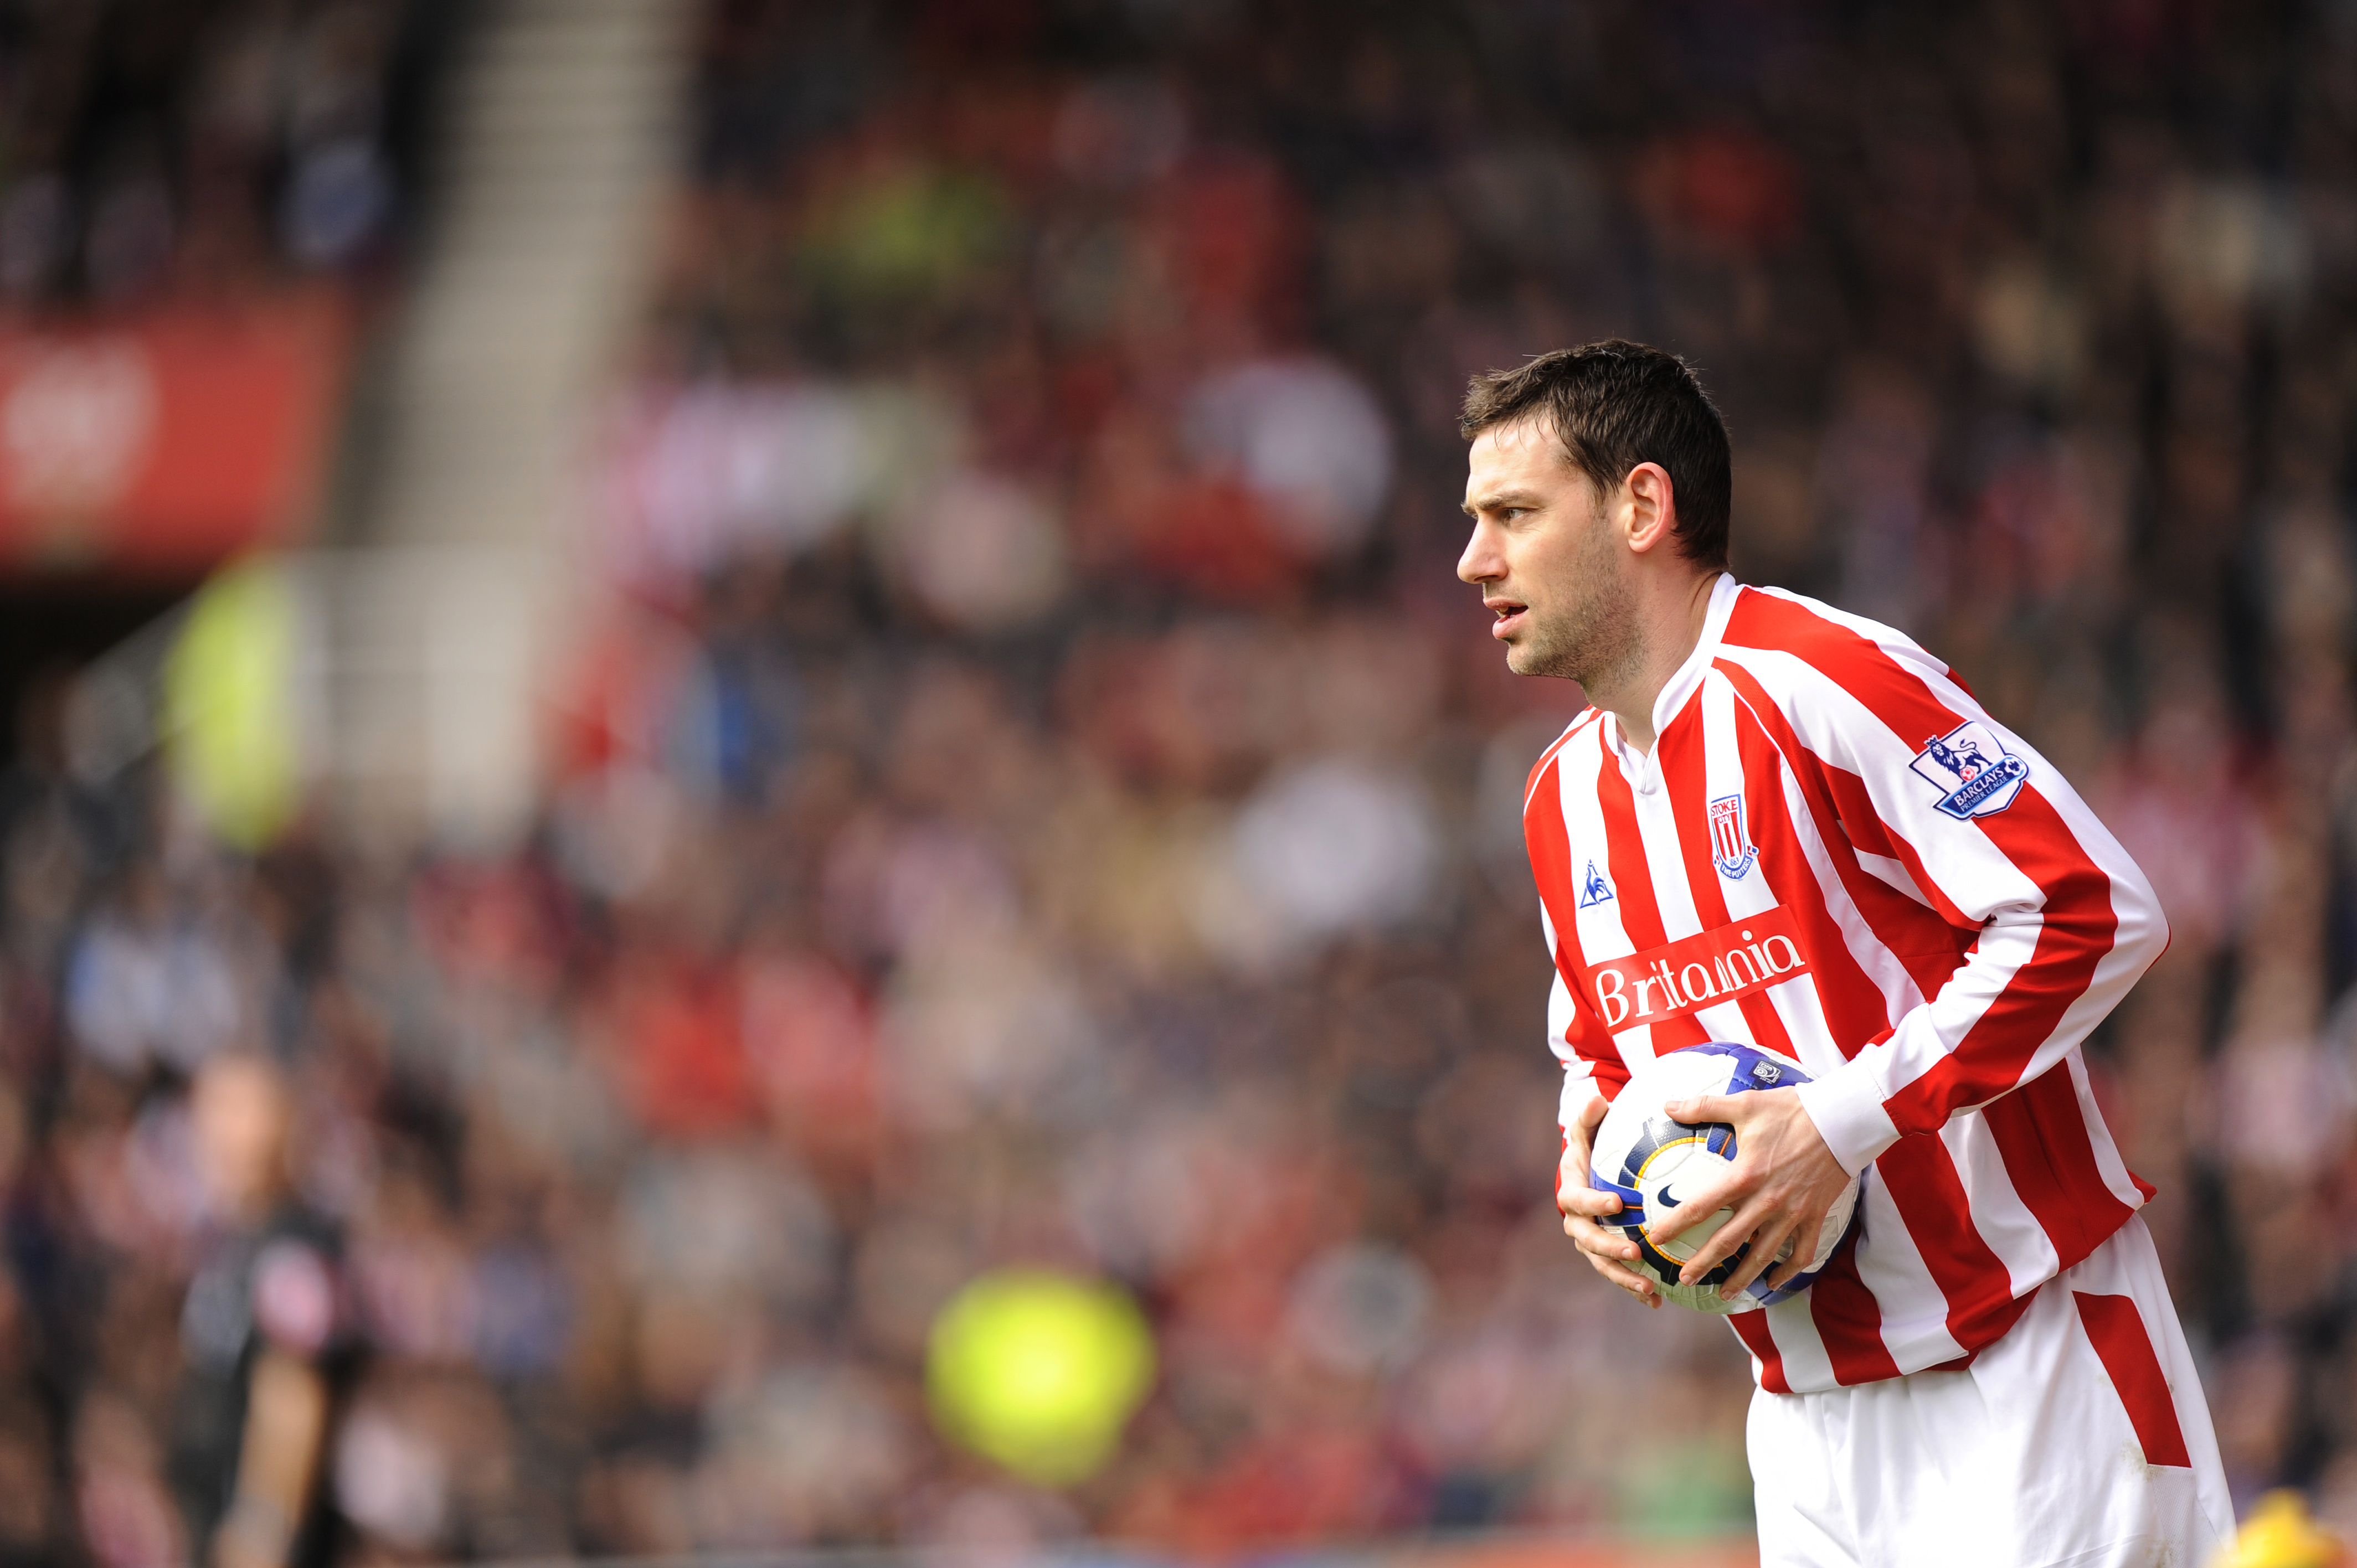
[0, 0, 444, 308]
[11, 0, 2357, 1562]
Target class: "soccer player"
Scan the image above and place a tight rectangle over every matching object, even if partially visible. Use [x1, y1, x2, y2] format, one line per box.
[171, 1055, 347, 1568]
[1458, 342, 2232, 1566]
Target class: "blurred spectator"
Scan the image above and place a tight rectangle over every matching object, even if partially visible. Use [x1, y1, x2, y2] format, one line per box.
[0, 0, 445, 311]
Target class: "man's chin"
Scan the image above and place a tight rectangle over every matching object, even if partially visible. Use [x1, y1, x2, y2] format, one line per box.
[1502, 640, 1551, 678]
[1503, 635, 1578, 682]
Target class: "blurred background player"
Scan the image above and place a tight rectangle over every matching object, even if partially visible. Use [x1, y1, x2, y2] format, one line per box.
[172, 1056, 348, 1568]
[1464, 342, 2232, 1564]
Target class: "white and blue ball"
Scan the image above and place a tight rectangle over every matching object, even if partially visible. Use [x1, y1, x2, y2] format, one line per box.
[1587, 1042, 1860, 1316]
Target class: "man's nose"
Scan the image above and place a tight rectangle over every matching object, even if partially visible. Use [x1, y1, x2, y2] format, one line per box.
[1458, 520, 1501, 584]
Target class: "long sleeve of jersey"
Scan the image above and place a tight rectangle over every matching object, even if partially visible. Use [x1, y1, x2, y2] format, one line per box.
[1716, 604, 2169, 1175]
[1542, 904, 1625, 1130]
[1531, 765, 1632, 1133]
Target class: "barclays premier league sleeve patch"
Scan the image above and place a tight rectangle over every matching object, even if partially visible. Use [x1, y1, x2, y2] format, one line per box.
[1908, 720, 2031, 819]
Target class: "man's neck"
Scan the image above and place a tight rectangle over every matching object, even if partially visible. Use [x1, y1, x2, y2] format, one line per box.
[1591, 571, 1723, 756]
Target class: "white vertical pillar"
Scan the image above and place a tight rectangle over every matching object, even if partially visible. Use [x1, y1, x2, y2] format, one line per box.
[331, 0, 695, 849]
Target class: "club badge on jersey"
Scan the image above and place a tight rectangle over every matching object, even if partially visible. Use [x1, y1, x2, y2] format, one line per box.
[1708, 795, 1756, 879]
[1909, 720, 2031, 820]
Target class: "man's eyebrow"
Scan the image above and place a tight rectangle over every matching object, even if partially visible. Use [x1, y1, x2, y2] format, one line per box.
[1462, 488, 1545, 516]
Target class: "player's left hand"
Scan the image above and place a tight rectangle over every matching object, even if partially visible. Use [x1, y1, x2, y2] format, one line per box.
[1645, 1085, 1852, 1301]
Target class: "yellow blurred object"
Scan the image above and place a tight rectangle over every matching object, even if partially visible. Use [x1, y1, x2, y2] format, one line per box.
[165, 555, 303, 851]
[2212, 1491, 2351, 1568]
[925, 1268, 1155, 1487]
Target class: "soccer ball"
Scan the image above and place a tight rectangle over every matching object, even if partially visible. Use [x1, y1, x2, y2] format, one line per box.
[1586, 1042, 1860, 1315]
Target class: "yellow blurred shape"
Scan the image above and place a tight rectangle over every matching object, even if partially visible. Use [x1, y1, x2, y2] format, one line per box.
[2214, 1491, 2350, 1568]
[925, 1268, 1155, 1487]
[166, 555, 302, 850]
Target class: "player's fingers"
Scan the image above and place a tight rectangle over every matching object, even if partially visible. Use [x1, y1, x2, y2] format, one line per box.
[1716, 1210, 1802, 1299]
[1565, 1211, 1642, 1264]
[1558, 1183, 1621, 1219]
[1639, 1202, 1697, 1249]
[1663, 1090, 1742, 1126]
[1715, 1230, 1782, 1298]
[1555, 1133, 1599, 1200]
[1674, 1190, 1779, 1280]
[1563, 1212, 1641, 1272]
[1640, 1168, 1745, 1247]
[1580, 1246, 1660, 1301]
[1764, 1212, 1826, 1291]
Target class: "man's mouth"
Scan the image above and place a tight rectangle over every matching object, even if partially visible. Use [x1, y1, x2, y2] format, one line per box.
[1486, 599, 1528, 639]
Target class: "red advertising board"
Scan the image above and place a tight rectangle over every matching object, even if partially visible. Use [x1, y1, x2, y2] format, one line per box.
[0, 298, 348, 574]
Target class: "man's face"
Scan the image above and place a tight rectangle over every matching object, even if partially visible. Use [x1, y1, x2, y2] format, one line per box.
[1458, 416, 1634, 685]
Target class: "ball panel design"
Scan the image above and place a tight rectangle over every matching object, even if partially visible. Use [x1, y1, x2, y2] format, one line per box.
[1585, 1041, 1862, 1316]
[1633, 1136, 1731, 1265]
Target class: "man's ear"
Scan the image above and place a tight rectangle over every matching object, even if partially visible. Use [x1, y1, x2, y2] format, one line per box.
[1623, 462, 1679, 555]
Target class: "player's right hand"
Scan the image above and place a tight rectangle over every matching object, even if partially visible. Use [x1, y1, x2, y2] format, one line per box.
[1557, 1091, 1661, 1310]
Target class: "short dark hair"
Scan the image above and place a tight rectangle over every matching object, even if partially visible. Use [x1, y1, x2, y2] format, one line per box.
[1461, 342, 1732, 571]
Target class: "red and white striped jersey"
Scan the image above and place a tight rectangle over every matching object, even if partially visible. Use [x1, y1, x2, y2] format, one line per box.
[1525, 574, 2165, 1394]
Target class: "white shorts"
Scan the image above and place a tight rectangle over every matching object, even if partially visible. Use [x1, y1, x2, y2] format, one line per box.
[1747, 1215, 2234, 1568]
